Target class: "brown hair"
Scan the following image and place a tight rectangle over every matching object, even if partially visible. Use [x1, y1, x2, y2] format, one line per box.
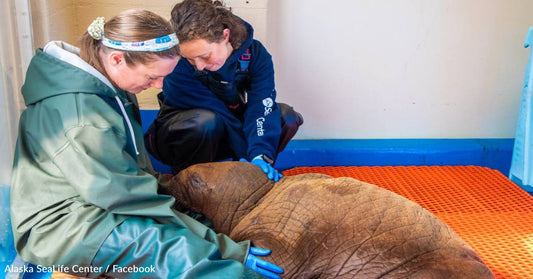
[171, 0, 248, 49]
[79, 9, 179, 76]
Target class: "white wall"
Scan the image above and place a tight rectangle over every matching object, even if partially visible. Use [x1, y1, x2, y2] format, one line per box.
[268, 0, 533, 139]
[31, 0, 178, 49]
[1, 0, 32, 185]
[30, 0, 268, 48]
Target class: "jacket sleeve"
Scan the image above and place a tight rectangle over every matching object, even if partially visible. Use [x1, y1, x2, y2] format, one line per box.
[47, 103, 254, 266]
[51, 123, 173, 214]
[163, 60, 248, 158]
[243, 41, 282, 160]
[163, 60, 230, 113]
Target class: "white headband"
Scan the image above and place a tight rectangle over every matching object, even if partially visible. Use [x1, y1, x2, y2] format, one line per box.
[101, 34, 179, 52]
[87, 17, 179, 52]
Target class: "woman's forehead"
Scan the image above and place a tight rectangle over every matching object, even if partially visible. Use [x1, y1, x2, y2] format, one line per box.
[179, 39, 213, 58]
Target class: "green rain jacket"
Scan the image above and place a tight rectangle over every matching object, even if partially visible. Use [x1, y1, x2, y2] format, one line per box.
[10, 41, 256, 278]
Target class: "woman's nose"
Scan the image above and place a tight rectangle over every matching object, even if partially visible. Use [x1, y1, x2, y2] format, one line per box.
[151, 77, 165, 89]
[195, 60, 207, 71]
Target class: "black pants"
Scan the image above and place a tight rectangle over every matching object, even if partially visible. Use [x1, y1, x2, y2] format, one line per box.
[145, 96, 304, 174]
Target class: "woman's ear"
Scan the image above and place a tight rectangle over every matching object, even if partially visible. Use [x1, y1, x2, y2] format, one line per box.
[222, 28, 231, 42]
[108, 51, 125, 67]
[101, 51, 126, 86]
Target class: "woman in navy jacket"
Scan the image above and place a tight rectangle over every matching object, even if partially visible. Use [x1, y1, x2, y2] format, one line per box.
[145, 0, 303, 179]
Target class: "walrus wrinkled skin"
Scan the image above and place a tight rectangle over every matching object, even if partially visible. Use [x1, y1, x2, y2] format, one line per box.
[168, 161, 494, 279]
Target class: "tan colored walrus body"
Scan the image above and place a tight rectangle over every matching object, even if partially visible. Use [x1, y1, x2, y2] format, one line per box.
[168, 161, 494, 279]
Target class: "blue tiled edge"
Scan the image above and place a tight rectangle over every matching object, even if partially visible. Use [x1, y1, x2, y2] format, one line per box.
[275, 138, 513, 175]
[140, 109, 514, 175]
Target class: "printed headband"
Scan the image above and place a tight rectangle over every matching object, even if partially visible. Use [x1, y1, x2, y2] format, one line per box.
[87, 17, 179, 52]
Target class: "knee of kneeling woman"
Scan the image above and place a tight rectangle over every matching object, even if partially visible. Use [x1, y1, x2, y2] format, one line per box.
[189, 109, 225, 139]
[279, 103, 304, 130]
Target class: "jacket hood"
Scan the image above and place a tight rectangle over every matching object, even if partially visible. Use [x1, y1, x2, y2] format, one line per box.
[226, 20, 255, 65]
[21, 41, 117, 106]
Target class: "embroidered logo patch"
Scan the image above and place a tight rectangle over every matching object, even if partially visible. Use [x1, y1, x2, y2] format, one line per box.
[263, 97, 273, 108]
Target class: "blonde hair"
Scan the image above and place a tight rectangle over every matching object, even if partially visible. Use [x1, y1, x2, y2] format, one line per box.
[79, 9, 179, 76]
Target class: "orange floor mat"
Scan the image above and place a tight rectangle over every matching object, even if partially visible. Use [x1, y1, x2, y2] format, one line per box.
[282, 165, 533, 279]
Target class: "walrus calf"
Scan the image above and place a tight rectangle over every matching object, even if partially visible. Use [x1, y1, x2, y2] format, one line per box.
[168, 161, 494, 279]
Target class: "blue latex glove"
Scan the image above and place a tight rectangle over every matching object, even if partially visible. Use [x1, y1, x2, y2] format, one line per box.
[245, 246, 283, 279]
[240, 158, 283, 182]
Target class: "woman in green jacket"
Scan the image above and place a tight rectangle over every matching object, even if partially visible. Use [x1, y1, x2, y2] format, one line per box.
[10, 9, 282, 279]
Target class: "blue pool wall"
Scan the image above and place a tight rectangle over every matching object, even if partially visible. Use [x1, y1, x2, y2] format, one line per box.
[140, 110, 513, 176]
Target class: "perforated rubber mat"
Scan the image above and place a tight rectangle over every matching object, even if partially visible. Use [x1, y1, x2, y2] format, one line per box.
[282, 165, 533, 279]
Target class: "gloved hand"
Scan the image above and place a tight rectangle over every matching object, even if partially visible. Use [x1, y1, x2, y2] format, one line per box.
[240, 157, 283, 182]
[245, 246, 283, 279]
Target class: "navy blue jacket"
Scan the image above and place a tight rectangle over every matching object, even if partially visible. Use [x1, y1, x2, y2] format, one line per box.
[163, 21, 281, 161]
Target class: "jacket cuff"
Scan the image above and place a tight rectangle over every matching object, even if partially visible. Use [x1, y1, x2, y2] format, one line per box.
[250, 149, 275, 162]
